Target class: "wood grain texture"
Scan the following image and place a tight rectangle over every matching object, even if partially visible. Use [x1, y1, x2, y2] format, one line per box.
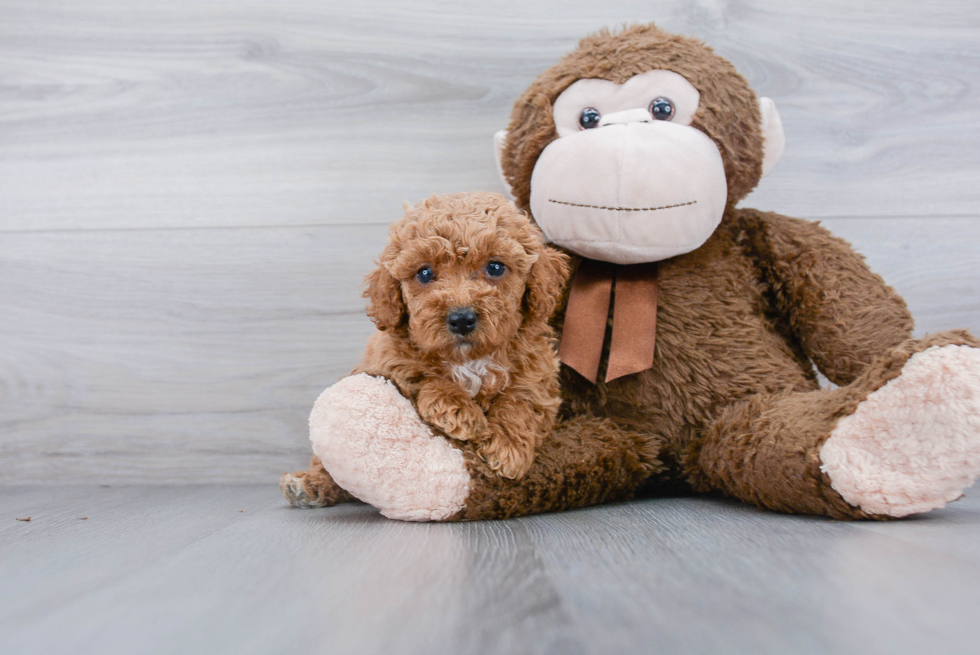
[2, 485, 980, 654]
[0, 224, 386, 483]
[1, 0, 979, 483]
[1, 0, 979, 231]
[1, 218, 977, 484]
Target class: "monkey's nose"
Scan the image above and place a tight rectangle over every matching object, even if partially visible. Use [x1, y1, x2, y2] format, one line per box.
[598, 108, 653, 127]
[447, 308, 478, 336]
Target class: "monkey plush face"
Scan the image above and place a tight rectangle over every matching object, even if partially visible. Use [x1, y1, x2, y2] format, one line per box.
[532, 69, 727, 263]
[496, 25, 785, 265]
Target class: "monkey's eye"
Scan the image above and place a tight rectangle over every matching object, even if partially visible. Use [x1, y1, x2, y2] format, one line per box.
[579, 107, 601, 129]
[416, 266, 435, 284]
[485, 261, 506, 278]
[649, 97, 675, 121]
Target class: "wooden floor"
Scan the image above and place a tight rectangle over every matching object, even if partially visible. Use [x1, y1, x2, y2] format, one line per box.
[2, 485, 980, 655]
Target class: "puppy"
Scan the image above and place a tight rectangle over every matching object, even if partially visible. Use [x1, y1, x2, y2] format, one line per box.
[353, 192, 570, 479]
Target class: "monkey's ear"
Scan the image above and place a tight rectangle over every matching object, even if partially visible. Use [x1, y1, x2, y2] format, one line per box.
[493, 130, 516, 201]
[524, 245, 571, 325]
[759, 97, 785, 177]
[364, 265, 406, 331]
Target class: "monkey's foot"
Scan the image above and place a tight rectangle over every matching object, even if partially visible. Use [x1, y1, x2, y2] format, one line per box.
[821, 345, 980, 517]
[309, 374, 470, 521]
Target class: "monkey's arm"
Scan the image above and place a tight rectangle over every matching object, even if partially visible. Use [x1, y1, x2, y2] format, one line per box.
[737, 207, 914, 386]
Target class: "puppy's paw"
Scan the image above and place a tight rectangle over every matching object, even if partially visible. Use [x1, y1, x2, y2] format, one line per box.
[280, 472, 326, 508]
[433, 406, 488, 442]
[418, 396, 488, 441]
[479, 431, 534, 480]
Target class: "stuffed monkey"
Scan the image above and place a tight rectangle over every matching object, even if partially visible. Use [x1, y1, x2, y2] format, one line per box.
[282, 24, 980, 521]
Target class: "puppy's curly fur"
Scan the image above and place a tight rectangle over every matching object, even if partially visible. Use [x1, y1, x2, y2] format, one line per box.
[352, 192, 569, 479]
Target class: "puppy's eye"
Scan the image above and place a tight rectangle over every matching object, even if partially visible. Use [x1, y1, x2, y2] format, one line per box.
[485, 261, 506, 278]
[649, 97, 674, 121]
[416, 266, 435, 284]
[579, 107, 601, 129]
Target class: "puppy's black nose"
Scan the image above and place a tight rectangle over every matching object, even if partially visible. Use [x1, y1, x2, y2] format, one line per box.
[447, 308, 478, 336]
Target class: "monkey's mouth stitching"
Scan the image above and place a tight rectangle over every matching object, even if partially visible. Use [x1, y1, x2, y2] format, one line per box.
[549, 199, 697, 212]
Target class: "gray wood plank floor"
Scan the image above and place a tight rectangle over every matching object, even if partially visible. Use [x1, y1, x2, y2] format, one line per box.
[3, 485, 980, 655]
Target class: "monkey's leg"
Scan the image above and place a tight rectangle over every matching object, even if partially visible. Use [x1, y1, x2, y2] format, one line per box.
[456, 414, 663, 520]
[280, 455, 354, 509]
[308, 373, 663, 521]
[695, 331, 980, 519]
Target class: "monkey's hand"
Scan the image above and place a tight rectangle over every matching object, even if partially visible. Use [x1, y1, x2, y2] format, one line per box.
[416, 384, 488, 442]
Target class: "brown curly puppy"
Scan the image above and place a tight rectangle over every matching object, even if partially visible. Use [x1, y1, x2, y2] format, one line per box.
[285, 192, 568, 504]
[353, 192, 569, 478]
[283, 193, 567, 504]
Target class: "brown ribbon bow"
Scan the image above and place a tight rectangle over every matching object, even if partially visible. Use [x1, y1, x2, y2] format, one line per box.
[558, 259, 659, 384]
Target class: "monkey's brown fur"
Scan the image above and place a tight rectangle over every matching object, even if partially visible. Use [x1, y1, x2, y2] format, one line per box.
[502, 24, 765, 215]
[290, 25, 978, 520]
[462, 24, 978, 520]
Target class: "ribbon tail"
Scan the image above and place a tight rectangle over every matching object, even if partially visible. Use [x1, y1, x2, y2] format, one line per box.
[606, 262, 659, 382]
[558, 260, 614, 384]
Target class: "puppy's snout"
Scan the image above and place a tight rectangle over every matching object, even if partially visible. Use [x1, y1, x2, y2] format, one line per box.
[447, 307, 478, 336]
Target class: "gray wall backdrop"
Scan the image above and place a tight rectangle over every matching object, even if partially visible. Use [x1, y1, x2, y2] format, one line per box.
[2, 0, 979, 484]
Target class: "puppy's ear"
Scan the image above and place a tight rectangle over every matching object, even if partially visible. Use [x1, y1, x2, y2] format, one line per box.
[364, 264, 406, 331]
[523, 245, 570, 325]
